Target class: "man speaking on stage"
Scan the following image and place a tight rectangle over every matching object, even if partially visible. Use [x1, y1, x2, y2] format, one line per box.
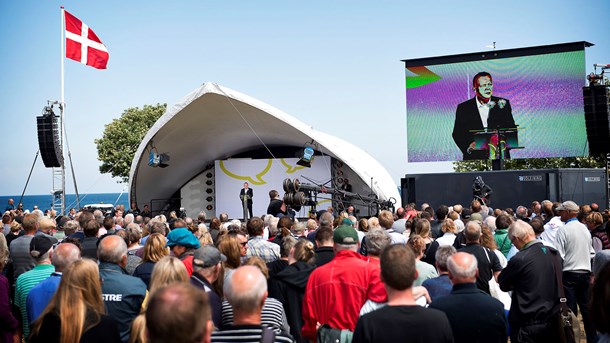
[452, 71, 517, 160]
[239, 182, 253, 219]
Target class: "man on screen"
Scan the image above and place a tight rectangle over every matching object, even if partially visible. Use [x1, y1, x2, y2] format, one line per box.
[452, 71, 516, 160]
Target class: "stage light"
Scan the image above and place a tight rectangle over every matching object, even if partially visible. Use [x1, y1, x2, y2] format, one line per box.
[148, 151, 170, 168]
[297, 146, 315, 168]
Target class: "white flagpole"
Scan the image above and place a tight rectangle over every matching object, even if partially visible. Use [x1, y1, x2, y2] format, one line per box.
[59, 6, 66, 214]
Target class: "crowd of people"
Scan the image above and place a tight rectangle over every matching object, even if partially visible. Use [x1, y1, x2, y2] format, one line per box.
[1, 195, 610, 343]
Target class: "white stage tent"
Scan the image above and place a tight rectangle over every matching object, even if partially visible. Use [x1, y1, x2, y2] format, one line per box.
[129, 82, 400, 217]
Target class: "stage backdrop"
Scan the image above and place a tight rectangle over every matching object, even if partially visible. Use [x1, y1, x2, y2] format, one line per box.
[214, 157, 331, 219]
[404, 42, 589, 162]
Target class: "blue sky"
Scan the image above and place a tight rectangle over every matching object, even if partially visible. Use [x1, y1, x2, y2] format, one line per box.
[0, 0, 608, 196]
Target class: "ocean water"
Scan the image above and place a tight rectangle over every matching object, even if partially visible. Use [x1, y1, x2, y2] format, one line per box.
[0, 193, 129, 212]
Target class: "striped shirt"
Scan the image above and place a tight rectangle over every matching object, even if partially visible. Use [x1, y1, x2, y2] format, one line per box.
[221, 298, 289, 335]
[211, 324, 294, 343]
[246, 237, 280, 263]
[15, 264, 55, 338]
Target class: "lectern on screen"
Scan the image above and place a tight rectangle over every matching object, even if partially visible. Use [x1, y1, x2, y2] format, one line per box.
[403, 41, 590, 162]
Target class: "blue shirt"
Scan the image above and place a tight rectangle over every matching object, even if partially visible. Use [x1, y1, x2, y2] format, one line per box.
[26, 272, 62, 325]
[422, 274, 453, 301]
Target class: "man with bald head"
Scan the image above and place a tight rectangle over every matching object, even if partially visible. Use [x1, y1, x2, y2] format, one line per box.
[26, 242, 81, 324]
[430, 252, 507, 343]
[498, 220, 562, 343]
[98, 235, 147, 342]
[211, 265, 293, 342]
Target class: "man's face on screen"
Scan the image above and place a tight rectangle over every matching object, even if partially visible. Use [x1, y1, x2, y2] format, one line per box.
[475, 76, 493, 99]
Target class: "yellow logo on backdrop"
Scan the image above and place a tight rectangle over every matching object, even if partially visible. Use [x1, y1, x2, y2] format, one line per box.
[218, 159, 272, 185]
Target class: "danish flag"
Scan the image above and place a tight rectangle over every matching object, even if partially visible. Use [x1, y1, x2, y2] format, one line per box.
[64, 10, 109, 69]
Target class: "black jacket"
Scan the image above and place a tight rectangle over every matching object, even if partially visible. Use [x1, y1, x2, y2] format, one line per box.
[268, 261, 315, 343]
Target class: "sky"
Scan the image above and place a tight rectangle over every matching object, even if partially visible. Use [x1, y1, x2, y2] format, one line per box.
[0, 0, 608, 197]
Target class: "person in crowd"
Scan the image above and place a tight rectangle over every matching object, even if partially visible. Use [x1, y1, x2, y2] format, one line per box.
[458, 221, 502, 295]
[0, 234, 18, 343]
[302, 225, 386, 341]
[26, 242, 81, 325]
[130, 256, 189, 343]
[15, 235, 56, 339]
[436, 218, 458, 247]
[145, 283, 213, 343]
[498, 220, 562, 342]
[5, 220, 22, 249]
[212, 265, 293, 342]
[217, 234, 243, 282]
[430, 205, 449, 239]
[266, 235, 296, 280]
[133, 233, 169, 289]
[29, 259, 122, 343]
[540, 202, 563, 245]
[98, 235, 147, 342]
[586, 211, 610, 252]
[123, 225, 142, 274]
[430, 252, 507, 343]
[269, 239, 316, 342]
[166, 227, 201, 276]
[221, 257, 290, 335]
[408, 235, 438, 286]
[148, 256, 189, 296]
[554, 200, 596, 342]
[481, 226, 507, 268]
[590, 262, 610, 342]
[246, 217, 280, 263]
[415, 219, 436, 265]
[191, 246, 225, 329]
[313, 228, 334, 267]
[80, 219, 100, 260]
[353, 244, 453, 343]
[378, 210, 406, 244]
[9, 213, 39, 283]
[422, 245, 456, 301]
[37, 218, 59, 244]
[494, 213, 513, 257]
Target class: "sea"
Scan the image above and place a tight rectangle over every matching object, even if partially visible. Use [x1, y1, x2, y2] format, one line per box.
[0, 193, 129, 212]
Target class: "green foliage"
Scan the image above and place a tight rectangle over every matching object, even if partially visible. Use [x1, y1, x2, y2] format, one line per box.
[453, 155, 608, 172]
[95, 104, 166, 183]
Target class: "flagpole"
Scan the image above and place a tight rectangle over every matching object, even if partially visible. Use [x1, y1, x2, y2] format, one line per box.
[59, 6, 66, 215]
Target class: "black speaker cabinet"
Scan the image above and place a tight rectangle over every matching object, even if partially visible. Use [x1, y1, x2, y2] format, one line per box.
[583, 85, 610, 154]
[36, 114, 63, 168]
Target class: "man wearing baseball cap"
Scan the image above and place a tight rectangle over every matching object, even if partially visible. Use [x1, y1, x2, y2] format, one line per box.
[554, 200, 596, 342]
[191, 245, 226, 329]
[302, 225, 386, 341]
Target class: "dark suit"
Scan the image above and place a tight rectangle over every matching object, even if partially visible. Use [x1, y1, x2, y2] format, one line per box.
[429, 283, 508, 343]
[239, 188, 253, 218]
[452, 96, 516, 160]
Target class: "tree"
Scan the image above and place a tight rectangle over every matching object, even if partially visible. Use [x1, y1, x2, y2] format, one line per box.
[453, 155, 608, 172]
[95, 104, 166, 183]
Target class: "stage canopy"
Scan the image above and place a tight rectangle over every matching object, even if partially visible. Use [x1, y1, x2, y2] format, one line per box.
[129, 82, 400, 215]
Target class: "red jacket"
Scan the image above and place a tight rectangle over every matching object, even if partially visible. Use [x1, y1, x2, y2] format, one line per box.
[301, 250, 386, 340]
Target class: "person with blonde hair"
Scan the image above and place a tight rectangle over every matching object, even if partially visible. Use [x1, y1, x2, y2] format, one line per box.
[133, 233, 169, 289]
[29, 259, 121, 343]
[149, 256, 189, 295]
[130, 256, 189, 343]
[408, 235, 438, 287]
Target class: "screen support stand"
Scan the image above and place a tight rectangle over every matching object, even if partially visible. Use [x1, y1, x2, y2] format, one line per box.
[492, 158, 504, 171]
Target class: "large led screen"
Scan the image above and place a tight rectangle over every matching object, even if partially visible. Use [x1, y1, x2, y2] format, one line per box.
[404, 42, 588, 162]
